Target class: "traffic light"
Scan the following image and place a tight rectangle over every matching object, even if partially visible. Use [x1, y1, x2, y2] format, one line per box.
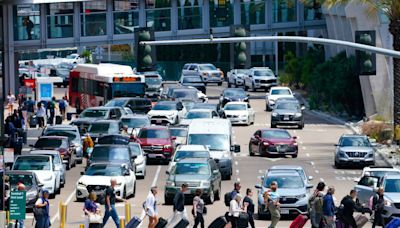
[230, 25, 250, 69]
[355, 30, 376, 75]
[135, 28, 156, 72]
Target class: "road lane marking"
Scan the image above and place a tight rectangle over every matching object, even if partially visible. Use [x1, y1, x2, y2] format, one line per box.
[299, 141, 303, 144]
[235, 161, 238, 165]
[302, 146, 306, 150]
[263, 158, 283, 162]
[51, 189, 76, 224]
[315, 170, 319, 174]
[320, 178, 324, 182]
[310, 161, 314, 166]
[138, 165, 161, 227]
[306, 153, 310, 157]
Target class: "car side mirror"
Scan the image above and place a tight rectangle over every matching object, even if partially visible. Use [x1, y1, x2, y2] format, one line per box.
[334, 144, 339, 147]
[231, 144, 240, 153]
[80, 171, 85, 175]
[255, 184, 262, 189]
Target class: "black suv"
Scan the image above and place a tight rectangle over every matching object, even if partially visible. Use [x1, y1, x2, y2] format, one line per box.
[219, 88, 249, 108]
[105, 97, 152, 114]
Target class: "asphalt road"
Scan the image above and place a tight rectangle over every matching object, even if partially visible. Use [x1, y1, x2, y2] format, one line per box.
[18, 84, 387, 228]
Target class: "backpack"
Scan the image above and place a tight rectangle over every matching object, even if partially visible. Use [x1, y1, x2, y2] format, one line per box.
[224, 192, 232, 207]
[308, 192, 324, 214]
[33, 198, 46, 219]
[48, 101, 55, 110]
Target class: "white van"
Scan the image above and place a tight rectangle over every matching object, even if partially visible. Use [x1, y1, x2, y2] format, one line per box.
[187, 119, 240, 180]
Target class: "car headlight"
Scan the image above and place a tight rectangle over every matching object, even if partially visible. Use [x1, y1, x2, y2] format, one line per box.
[167, 113, 176, 117]
[202, 72, 209, 77]
[386, 199, 393, 207]
[164, 145, 172, 149]
[77, 181, 87, 187]
[116, 182, 122, 187]
[26, 190, 38, 199]
[338, 150, 346, 157]
[166, 180, 175, 187]
[201, 181, 210, 188]
[269, 99, 275, 104]
[296, 194, 306, 199]
[294, 113, 302, 117]
[255, 79, 260, 83]
[272, 112, 278, 117]
[136, 158, 144, 165]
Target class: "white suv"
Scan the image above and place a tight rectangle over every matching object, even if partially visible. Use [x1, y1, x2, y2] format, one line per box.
[182, 63, 223, 85]
[244, 67, 277, 92]
[265, 86, 295, 111]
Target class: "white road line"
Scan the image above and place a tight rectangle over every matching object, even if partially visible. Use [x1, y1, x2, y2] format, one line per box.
[310, 161, 315, 166]
[51, 189, 76, 224]
[138, 165, 161, 227]
[320, 178, 324, 182]
[236, 178, 240, 182]
[302, 146, 306, 150]
[299, 141, 303, 144]
[306, 153, 310, 157]
[235, 161, 238, 165]
[236, 169, 240, 174]
[315, 170, 319, 174]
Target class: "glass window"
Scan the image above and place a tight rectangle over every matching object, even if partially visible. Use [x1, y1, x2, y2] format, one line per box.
[272, 0, 297, 23]
[13, 5, 41, 41]
[178, 0, 202, 30]
[47, 3, 74, 39]
[114, 0, 139, 34]
[81, 0, 107, 36]
[209, 0, 234, 27]
[240, 0, 265, 25]
[303, 1, 323, 21]
[146, 0, 171, 31]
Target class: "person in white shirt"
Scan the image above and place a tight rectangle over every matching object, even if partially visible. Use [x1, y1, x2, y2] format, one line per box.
[145, 186, 159, 228]
[6, 91, 15, 116]
[36, 103, 46, 128]
[228, 194, 247, 228]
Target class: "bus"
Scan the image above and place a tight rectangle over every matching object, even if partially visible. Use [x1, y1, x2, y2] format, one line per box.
[69, 63, 145, 112]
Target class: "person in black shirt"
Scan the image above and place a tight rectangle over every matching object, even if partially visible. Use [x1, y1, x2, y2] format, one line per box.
[340, 190, 364, 228]
[372, 187, 386, 228]
[243, 188, 255, 228]
[103, 178, 127, 228]
[169, 184, 189, 226]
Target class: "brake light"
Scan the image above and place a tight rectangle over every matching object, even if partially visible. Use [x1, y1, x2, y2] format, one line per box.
[263, 142, 269, 146]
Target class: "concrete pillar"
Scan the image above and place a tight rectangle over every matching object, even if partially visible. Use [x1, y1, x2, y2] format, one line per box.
[202, 0, 210, 33]
[171, 0, 178, 35]
[3, 4, 16, 95]
[73, 2, 81, 47]
[107, 0, 114, 39]
[40, 4, 47, 47]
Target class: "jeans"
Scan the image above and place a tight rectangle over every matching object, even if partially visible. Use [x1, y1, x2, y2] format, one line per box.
[268, 203, 280, 228]
[248, 214, 255, 228]
[193, 213, 204, 228]
[35, 216, 50, 228]
[16, 219, 24, 228]
[103, 204, 120, 228]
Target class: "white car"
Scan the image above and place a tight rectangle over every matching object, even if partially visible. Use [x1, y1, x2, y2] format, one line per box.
[168, 145, 210, 172]
[244, 67, 278, 92]
[223, 102, 255, 125]
[63, 53, 83, 65]
[147, 101, 187, 125]
[227, 69, 249, 87]
[187, 86, 208, 103]
[128, 142, 147, 178]
[121, 114, 151, 136]
[76, 163, 136, 201]
[180, 109, 219, 126]
[12, 155, 61, 198]
[30, 150, 66, 187]
[265, 86, 295, 111]
[356, 166, 400, 182]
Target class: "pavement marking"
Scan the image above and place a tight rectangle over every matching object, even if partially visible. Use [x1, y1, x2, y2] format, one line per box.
[235, 161, 239, 165]
[306, 153, 310, 157]
[51, 189, 76, 224]
[320, 178, 324, 182]
[310, 161, 315, 166]
[302, 146, 306, 150]
[236, 178, 240, 182]
[315, 170, 319, 174]
[263, 157, 283, 162]
[27, 137, 38, 140]
[299, 141, 303, 144]
[236, 169, 240, 175]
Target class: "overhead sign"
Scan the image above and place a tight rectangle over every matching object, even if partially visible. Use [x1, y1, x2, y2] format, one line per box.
[9, 191, 26, 220]
[24, 79, 36, 89]
[38, 83, 53, 101]
[4, 0, 89, 3]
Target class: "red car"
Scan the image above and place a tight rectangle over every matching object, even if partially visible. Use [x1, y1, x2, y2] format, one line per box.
[136, 126, 176, 162]
[248, 129, 298, 158]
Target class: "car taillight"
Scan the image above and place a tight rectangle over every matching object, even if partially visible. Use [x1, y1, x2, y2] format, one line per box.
[263, 142, 269, 146]
[59, 148, 68, 154]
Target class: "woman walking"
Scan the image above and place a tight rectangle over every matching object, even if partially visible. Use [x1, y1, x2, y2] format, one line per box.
[192, 189, 205, 228]
[84, 192, 102, 228]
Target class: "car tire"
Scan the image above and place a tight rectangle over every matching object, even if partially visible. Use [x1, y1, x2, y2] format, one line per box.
[271, 123, 276, 128]
[298, 123, 304, 129]
[292, 154, 298, 158]
[335, 160, 342, 169]
[218, 82, 222, 86]
[164, 195, 173, 205]
[247, 118, 251, 126]
[206, 189, 215, 204]
[266, 105, 272, 112]
[249, 145, 255, 156]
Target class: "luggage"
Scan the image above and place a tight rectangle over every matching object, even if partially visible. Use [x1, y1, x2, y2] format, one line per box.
[237, 212, 249, 228]
[155, 217, 168, 228]
[67, 112, 73, 121]
[29, 116, 37, 128]
[386, 217, 400, 228]
[290, 214, 308, 228]
[355, 214, 368, 227]
[55, 115, 62, 124]
[208, 216, 228, 228]
[173, 218, 189, 228]
[126, 216, 141, 228]
[47, 116, 53, 125]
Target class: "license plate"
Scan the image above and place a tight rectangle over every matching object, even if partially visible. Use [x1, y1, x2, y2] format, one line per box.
[156, 120, 162, 124]
[280, 209, 289, 214]
[352, 159, 360, 163]
[284, 116, 289, 120]
[148, 154, 158, 158]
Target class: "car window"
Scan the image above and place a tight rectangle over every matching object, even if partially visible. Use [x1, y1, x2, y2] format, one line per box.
[199, 64, 217, 71]
[88, 123, 110, 133]
[262, 130, 291, 139]
[358, 176, 379, 187]
[189, 65, 197, 71]
[91, 147, 130, 161]
[129, 144, 142, 156]
[80, 109, 108, 118]
[264, 175, 304, 188]
[121, 117, 150, 128]
[174, 151, 209, 161]
[186, 111, 211, 119]
[384, 179, 400, 192]
[115, 109, 122, 118]
[271, 89, 291, 95]
[340, 137, 370, 147]
[254, 131, 261, 137]
[44, 130, 77, 141]
[138, 129, 169, 139]
[224, 104, 247, 111]
[254, 70, 274, 77]
[35, 138, 62, 148]
[170, 128, 187, 137]
[175, 162, 210, 175]
[8, 174, 34, 187]
[105, 99, 127, 107]
[275, 102, 299, 110]
[153, 103, 176, 110]
[85, 164, 124, 176]
[14, 157, 51, 170]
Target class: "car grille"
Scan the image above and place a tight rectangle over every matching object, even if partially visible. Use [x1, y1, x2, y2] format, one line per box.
[176, 181, 200, 188]
[268, 144, 296, 152]
[279, 197, 298, 204]
[151, 116, 168, 119]
[394, 203, 400, 209]
[260, 79, 277, 84]
[346, 152, 367, 158]
[226, 114, 239, 118]
[143, 145, 164, 152]
[86, 185, 108, 193]
[211, 73, 220, 77]
[279, 115, 294, 121]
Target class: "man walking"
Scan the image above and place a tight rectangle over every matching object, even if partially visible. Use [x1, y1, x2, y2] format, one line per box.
[340, 190, 363, 228]
[103, 178, 127, 228]
[58, 96, 68, 121]
[323, 186, 336, 228]
[372, 187, 386, 228]
[268, 181, 280, 228]
[169, 184, 188, 226]
[25, 97, 35, 128]
[47, 97, 56, 125]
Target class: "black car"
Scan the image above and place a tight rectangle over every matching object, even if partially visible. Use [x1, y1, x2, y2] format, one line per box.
[87, 120, 123, 142]
[180, 75, 206, 94]
[87, 144, 137, 170]
[97, 134, 130, 145]
[271, 100, 305, 129]
[219, 88, 249, 108]
[105, 97, 152, 114]
[6, 170, 42, 209]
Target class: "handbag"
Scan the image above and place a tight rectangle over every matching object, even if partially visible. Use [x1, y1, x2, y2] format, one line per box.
[88, 213, 103, 224]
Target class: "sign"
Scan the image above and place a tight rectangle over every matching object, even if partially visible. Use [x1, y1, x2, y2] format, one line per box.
[38, 83, 53, 101]
[4, 148, 14, 163]
[9, 191, 26, 220]
[24, 79, 36, 89]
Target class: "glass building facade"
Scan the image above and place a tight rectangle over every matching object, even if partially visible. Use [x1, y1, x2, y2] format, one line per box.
[114, 0, 139, 34]
[13, 4, 41, 41]
[272, 0, 297, 23]
[178, 0, 202, 30]
[81, 0, 107, 36]
[209, 0, 234, 27]
[241, 0, 265, 25]
[47, 3, 74, 38]
[146, 0, 171, 31]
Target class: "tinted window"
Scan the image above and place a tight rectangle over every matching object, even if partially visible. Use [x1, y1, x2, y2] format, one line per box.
[262, 130, 291, 139]
[153, 103, 176, 110]
[275, 102, 300, 110]
[80, 109, 108, 118]
[254, 70, 274, 76]
[105, 99, 128, 107]
[8, 174, 34, 187]
[223, 89, 245, 97]
[98, 135, 129, 145]
[138, 129, 169, 139]
[271, 89, 291, 95]
[35, 138, 62, 148]
[129, 144, 142, 155]
[385, 179, 400, 192]
[121, 117, 150, 128]
[175, 162, 210, 175]
[88, 123, 111, 133]
[170, 128, 187, 137]
[183, 76, 203, 83]
[85, 164, 124, 176]
[188, 134, 229, 151]
[224, 104, 247, 111]
[44, 130, 77, 141]
[199, 64, 217, 71]
[91, 147, 130, 161]
[340, 137, 370, 147]
[14, 157, 51, 170]
[175, 151, 209, 161]
[186, 111, 211, 119]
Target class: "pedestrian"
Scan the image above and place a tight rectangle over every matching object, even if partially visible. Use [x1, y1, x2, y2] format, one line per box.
[34, 190, 50, 228]
[84, 192, 102, 228]
[228, 194, 247, 228]
[103, 178, 127, 228]
[323, 186, 336, 228]
[58, 96, 68, 121]
[309, 182, 325, 228]
[7, 91, 16, 116]
[169, 183, 189, 227]
[372, 187, 386, 228]
[47, 97, 56, 125]
[267, 181, 280, 228]
[16, 183, 26, 228]
[230, 181, 241, 201]
[340, 189, 364, 228]
[243, 188, 255, 228]
[83, 130, 94, 158]
[22, 17, 34, 40]
[192, 189, 205, 228]
[36, 103, 46, 128]
[121, 125, 129, 135]
[25, 97, 36, 127]
[145, 186, 159, 228]
[20, 97, 28, 128]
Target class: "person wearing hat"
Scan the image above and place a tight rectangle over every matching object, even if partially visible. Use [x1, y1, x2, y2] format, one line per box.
[35, 190, 50, 228]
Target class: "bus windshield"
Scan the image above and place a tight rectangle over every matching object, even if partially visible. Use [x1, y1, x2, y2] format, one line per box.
[112, 83, 145, 97]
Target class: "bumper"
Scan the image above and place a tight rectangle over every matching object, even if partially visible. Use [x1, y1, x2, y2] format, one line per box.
[227, 117, 248, 124]
[215, 158, 232, 177]
[271, 120, 303, 126]
[235, 79, 244, 85]
[76, 185, 123, 199]
[258, 203, 308, 216]
[145, 151, 173, 161]
[203, 77, 223, 83]
[336, 157, 375, 166]
[254, 82, 278, 89]
[165, 187, 211, 199]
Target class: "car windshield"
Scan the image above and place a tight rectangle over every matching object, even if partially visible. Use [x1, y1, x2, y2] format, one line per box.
[138, 129, 169, 139]
[369, 171, 400, 177]
[8, 174, 34, 187]
[188, 134, 229, 151]
[175, 151, 209, 161]
[44, 130, 77, 141]
[105, 99, 128, 107]
[80, 109, 108, 118]
[224, 104, 247, 111]
[121, 118, 150, 128]
[340, 137, 370, 147]
[66, 54, 77, 59]
[129, 144, 142, 155]
[262, 130, 291, 139]
[170, 128, 187, 137]
[88, 123, 119, 134]
[264, 175, 304, 188]
[275, 102, 299, 110]
[85, 164, 124, 176]
[153, 103, 176, 110]
[35, 138, 62, 148]
[186, 111, 211, 119]
[91, 147, 130, 161]
[145, 77, 162, 85]
[254, 70, 274, 77]
[192, 104, 217, 111]
[199, 64, 217, 71]
[384, 179, 400, 192]
[271, 89, 291, 95]
[224, 90, 245, 97]
[14, 157, 51, 170]
[236, 69, 248, 74]
[183, 77, 203, 83]
[175, 162, 210, 175]
[172, 90, 197, 100]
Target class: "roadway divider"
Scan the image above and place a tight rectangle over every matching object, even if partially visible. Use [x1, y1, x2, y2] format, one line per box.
[79, 224, 84, 228]
[125, 202, 131, 223]
[59, 202, 67, 228]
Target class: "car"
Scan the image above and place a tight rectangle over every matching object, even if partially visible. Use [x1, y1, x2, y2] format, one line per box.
[180, 109, 219, 126]
[147, 101, 187, 125]
[165, 158, 221, 204]
[87, 144, 137, 171]
[223, 102, 255, 126]
[87, 120, 123, 142]
[192, 103, 222, 116]
[139, 71, 163, 97]
[6, 170, 42, 209]
[255, 169, 313, 219]
[227, 69, 249, 88]
[360, 166, 400, 180]
[271, 100, 305, 129]
[32, 136, 76, 170]
[249, 129, 298, 158]
[219, 88, 249, 108]
[105, 97, 152, 114]
[162, 85, 184, 99]
[179, 75, 206, 94]
[168, 145, 210, 172]
[169, 126, 188, 145]
[187, 86, 208, 102]
[42, 125, 83, 164]
[265, 87, 295, 111]
[76, 163, 136, 201]
[334, 134, 375, 168]
[123, 107, 134, 115]
[128, 142, 147, 178]
[71, 106, 124, 133]
[182, 63, 223, 85]
[30, 150, 66, 187]
[12, 155, 61, 198]
[267, 165, 313, 186]
[244, 67, 278, 92]
[63, 53, 83, 65]
[136, 126, 176, 162]
[171, 88, 200, 102]
[120, 114, 151, 137]
[52, 65, 72, 88]
[97, 134, 130, 145]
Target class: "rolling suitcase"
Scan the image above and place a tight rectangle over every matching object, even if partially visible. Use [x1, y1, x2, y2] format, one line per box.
[355, 214, 368, 227]
[290, 214, 308, 228]
[173, 218, 189, 228]
[55, 115, 62, 124]
[126, 216, 141, 228]
[237, 212, 249, 228]
[386, 217, 400, 228]
[208, 216, 228, 228]
[29, 115, 38, 128]
[155, 217, 168, 228]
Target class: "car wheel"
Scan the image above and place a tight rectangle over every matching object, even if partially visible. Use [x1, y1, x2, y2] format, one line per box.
[298, 124, 304, 129]
[218, 82, 222, 86]
[164, 195, 173, 205]
[206, 189, 215, 204]
[292, 154, 298, 158]
[247, 117, 251, 126]
[249, 145, 255, 156]
[335, 160, 342, 169]
[271, 123, 276, 128]
[266, 105, 272, 112]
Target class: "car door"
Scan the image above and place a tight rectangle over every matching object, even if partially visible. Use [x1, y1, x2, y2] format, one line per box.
[354, 176, 380, 205]
[210, 160, 221, 190]
[247, 104, 255, 122]
[250, 131, 261, 153]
